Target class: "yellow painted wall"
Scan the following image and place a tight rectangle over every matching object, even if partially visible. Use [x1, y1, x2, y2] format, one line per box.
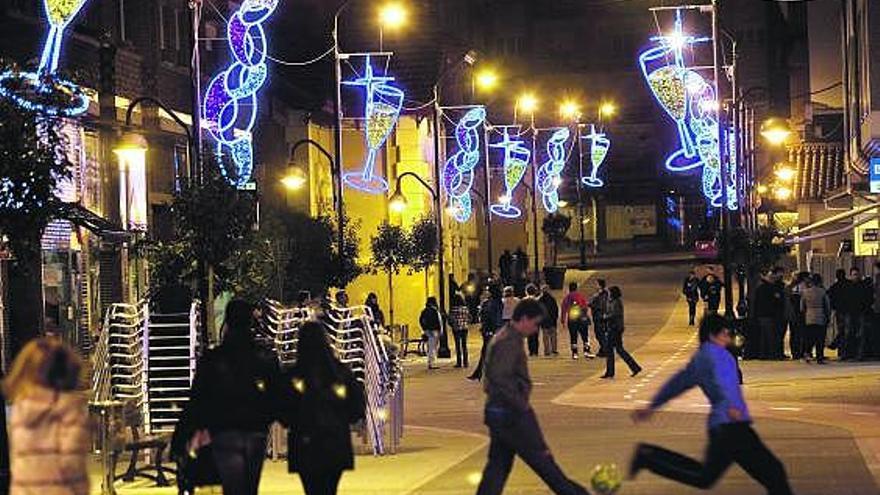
[305, 116, 468, 330]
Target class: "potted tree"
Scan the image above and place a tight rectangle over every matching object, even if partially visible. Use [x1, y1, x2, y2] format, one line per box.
[370, 222, 413, 326]
[542, 213, 572, 289]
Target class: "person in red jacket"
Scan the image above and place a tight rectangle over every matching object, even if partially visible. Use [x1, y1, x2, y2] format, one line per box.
[561, 282, 594, 360]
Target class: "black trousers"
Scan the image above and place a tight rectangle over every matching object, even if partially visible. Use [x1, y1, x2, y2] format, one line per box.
[568, 321, 590, 353]
[211, 430, 268, 495]
[758, 317, 782, 359]
[687, 299, 698, 325]
[788, 320, 804, 359]
[453, 330, 469, 367]
[527, 333, 540, 356]
[636, 423, 792, 494]
[300, 470, 343, 495]
[477, 408, 589, 495]
[594, 318, 608, 356]
[604, 329, 641, 376]
[469, 332, 492, 380]
[804, 324, 826, 361]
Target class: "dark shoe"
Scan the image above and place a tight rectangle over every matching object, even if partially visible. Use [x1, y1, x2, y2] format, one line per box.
[454, 363, 462, 368]
[631, 367, 642, 378]
[467, 375, 480, 381]
[629, 445, 646, 479]
[601, 374, 614, 379]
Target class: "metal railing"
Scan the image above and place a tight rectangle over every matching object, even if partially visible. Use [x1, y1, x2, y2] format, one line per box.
[262, 301, 404, 455]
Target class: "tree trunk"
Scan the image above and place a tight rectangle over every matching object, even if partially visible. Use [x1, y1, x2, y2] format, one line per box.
[7, 232, 43, 359]
[388, 271, 395, 327]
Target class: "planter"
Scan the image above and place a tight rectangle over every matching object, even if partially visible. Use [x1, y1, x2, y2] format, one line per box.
[543, 266, 567, 290]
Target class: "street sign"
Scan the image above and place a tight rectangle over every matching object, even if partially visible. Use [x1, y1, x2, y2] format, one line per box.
[870, 157, 880, 193]
[863, 228, 879, 242]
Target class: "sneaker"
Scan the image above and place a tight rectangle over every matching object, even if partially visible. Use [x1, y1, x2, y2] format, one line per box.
[600, 374, 614, 379]
[584, 352, 596, 359]
[571, 352, 579, 360]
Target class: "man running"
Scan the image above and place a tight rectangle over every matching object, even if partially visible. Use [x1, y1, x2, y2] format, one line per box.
[629, 314, 793, 495]
[476, 299, 590, 495]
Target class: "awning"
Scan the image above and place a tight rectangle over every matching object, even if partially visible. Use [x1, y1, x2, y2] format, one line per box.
[54, 202, 130, 240]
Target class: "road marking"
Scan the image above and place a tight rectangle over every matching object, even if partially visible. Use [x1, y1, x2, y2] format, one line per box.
[629, 388, 638, 393]
[848, 411, 877, 417]
[769, 407, 803, 412]
[624, 394, 633, 400]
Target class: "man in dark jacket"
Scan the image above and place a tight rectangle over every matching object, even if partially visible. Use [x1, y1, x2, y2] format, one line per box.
[476, 299, 590, 495]
[682, 271, 701, 326]
[842, 267, 872, 360]
[419, 297, 444, 370]
[469, 284, 504, 381]
[589, 279, 610, 357]
[753, 268, 785, 359]
[539, 284, 560, 356]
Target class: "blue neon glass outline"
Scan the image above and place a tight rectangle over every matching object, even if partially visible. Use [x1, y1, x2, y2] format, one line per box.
[581, 124, 611, 188]
[537, 127, 570, 213]
[443, 107, 486, 222]
[341, 56, 405, 195]
[202, 0, 278, 188]
[489, 128, 531, 219]
[0, 0, 92, 116]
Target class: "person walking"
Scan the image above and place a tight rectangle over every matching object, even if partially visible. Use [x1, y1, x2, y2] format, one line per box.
[784, 272, 809, 360]
[364, 292, 385, 328]
[450, 293, 471, 368]
[469, 285, 504, 381]
[683, 271, 701, 326]
[630, 314, 793, 495]
[419, 297, 444, 370]
[539, 284, 560, 356]
[3, 338, 89, 495]
[182, 299, 283, 495]
[475, 299, 591, 495]
[588, 279, 610, 357]
[801, 273, 831, 364]
[602, 286, 642, 378]
[281, 321, 365, 495]
[501, 286, 519, 324]
[700, 273, 723, 315]
[827, 269, 849, 356]
[524, 284, 541, 356]
[561, 282, 593, 360]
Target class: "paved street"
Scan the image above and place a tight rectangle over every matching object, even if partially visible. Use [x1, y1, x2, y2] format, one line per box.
[101, 265, 880, 494]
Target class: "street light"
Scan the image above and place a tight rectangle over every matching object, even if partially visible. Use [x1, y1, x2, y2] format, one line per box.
[760, 118, 792, 146]
[388, 187, 407, 212]
[559, 100, 580, 121]
[378, 2, 407, 29]
[281, 166, 308, 190]
[599, 101, 617, 119]
[518, 93, 538, 115]
[773, 165, 796, 182]
[774, 186, 793, 201]
[475, 68, 499, 92]
[112, 132, 148, 161]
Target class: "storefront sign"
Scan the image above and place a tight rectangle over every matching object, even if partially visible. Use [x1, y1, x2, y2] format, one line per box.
[870, 157, 880, 193]
[862, 228, 879, 243]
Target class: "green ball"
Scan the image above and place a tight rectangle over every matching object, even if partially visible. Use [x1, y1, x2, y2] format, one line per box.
[590, 463, 623, 495]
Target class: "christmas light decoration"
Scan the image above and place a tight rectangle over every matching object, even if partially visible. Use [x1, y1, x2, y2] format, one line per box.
[0, 0, 92, 116]
[203, 0, 279, 188]
[342, 56, 405, 194]
[442, 107, 486, 222]
[582, 125, 611, 188]
[536, 127, 570, 213]
[489, 128, 531, 219]
[639, 9, 737, 210]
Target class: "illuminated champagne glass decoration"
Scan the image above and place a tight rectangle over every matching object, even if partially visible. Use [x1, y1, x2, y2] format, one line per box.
[0, 0, 92, 116]
[638, 9, 710, 172]
[537, 127, 571, 213]
[582, 125, 611, 188]
[443, 107, 486, 222]
[342, 56, 405, 194]
[489, 128, 531, 219]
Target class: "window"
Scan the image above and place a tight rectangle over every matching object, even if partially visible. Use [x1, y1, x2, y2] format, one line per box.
[172, 144, 190, 192]
[204, 22, 218, 52]
[159, 4, 167, 49]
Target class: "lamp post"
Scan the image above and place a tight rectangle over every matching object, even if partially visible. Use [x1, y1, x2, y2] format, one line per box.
[388, 171, 451, 357]
[515, 93, 540, 281]
[282, 138, 346, 283]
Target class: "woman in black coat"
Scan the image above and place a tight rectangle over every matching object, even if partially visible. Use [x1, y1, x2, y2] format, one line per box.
[283, 321, 365, 495]
[602, 286, 642, 378]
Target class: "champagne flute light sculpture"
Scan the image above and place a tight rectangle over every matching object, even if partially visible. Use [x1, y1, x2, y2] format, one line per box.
[489, 128, 531, 219]
[342, 56, 405, 194]
[0, 0, 93, 116]
[581, 125, 611, 188]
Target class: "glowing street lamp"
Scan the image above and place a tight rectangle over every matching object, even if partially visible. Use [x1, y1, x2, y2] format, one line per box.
[774, 165, 796, 183]
[761, 118, 792, 146]
[281, 165, 308, 190]
[559, 100, 581, 121]
[475, 68, 499, 92]
[388, 186, 408, 212]
[113, 132, 149, 231]
[518, 93, 538, 114]
[599, 101, 617, 119]
[378, 2, 407, 29]
[774, 186, 793, 201]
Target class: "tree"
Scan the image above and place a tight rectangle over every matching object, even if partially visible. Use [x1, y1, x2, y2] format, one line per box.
[542, 213, 572, 267]
[408, 216, 439, 273]
[370, 222, 413, 326]
[328, 211, 364, 289]
[0, 95, 72, 359]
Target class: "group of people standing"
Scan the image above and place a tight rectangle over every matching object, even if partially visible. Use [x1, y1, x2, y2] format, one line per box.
[752, 265, 879, 362]
[682, 268, 723, 325]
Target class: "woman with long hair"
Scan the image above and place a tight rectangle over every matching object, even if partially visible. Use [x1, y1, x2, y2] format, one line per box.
[283, 321, 365, 495]
[602, 286, 642, 378]
[3, 338, 89, 495]
[183, 299, 282, 494]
